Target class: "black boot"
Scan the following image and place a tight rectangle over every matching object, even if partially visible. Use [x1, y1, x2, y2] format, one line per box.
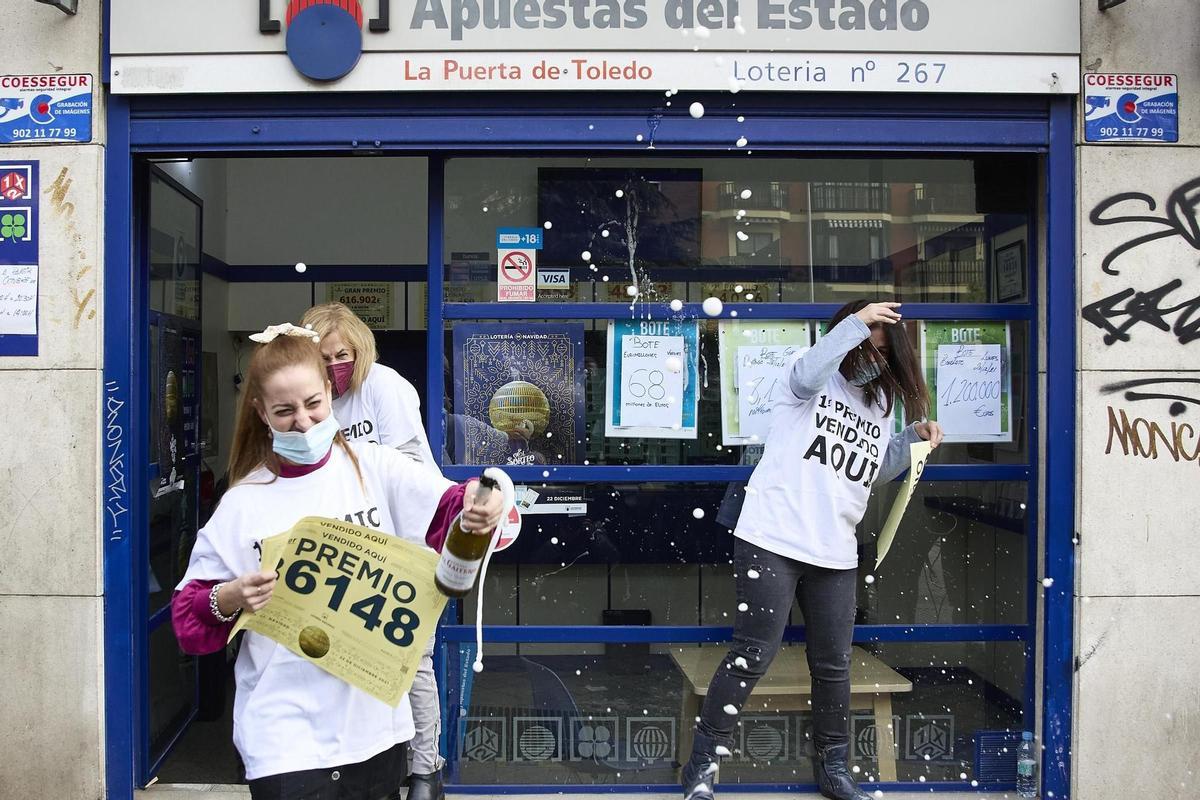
[815, 743, 872, 800]
[407, 770, 445, 800]
[680, 731, 724, 799]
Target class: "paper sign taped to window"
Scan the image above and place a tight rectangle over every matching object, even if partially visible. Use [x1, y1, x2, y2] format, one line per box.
[874, 441, 933, 570]
[230, 516, 448, 706]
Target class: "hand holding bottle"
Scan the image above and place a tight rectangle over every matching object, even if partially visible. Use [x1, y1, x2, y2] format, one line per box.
[436, 475, 510, 597]
[461, 478, 505, 535]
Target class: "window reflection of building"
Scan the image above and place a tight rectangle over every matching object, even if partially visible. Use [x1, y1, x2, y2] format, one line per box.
[903, 183, 988, 303]
[701, 177, 991, 302]
[707, 180, 793, 274]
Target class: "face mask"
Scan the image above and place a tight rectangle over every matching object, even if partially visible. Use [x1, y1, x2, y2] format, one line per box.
[328, 361, 354, 398]
[850, 360, 882, 387]
[269, 412, 339, 464]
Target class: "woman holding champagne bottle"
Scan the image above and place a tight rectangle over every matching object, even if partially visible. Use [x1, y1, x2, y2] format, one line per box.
[171, 323, 503, 800]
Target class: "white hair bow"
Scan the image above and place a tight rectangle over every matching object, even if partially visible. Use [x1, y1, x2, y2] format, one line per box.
[248, 323, 321, 344]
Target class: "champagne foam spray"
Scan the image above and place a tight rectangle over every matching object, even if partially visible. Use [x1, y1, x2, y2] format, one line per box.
[473, 466, 516, 673]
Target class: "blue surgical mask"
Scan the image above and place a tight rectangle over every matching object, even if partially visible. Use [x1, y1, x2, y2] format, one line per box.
[269, 413, 340, 464]
[850, 360, 882, 387]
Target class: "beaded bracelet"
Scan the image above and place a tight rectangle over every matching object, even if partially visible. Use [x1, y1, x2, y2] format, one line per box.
[209, 583, 240, 623]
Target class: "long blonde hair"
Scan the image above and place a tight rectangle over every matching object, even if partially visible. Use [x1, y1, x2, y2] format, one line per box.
[227, 334, 362, 487]
[300, 302, 378, 394]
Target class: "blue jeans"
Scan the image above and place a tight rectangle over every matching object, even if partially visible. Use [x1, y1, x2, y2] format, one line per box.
[693, 538, 858, 754]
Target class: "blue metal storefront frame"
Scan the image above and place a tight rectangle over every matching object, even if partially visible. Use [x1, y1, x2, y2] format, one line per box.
[101, 92, 1076, 799]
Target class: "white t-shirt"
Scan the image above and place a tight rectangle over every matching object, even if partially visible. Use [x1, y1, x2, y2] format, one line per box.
[735, 316, 918, 570]
[334, 363, 438, 469]
[177, 442, 453, 780]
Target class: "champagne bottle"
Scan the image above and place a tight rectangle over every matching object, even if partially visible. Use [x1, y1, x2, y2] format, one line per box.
[434, 475, 499, 598]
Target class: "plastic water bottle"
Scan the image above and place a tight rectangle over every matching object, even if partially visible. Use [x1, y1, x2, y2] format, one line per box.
[1016, 731, 1037, 798]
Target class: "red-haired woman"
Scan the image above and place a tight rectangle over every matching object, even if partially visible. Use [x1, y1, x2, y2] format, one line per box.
[302, 301, 447, 799]
[172, 324, 503, 800]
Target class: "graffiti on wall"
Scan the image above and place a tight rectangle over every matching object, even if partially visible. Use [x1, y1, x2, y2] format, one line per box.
[1101, 376, 1200, 418]
[1088, 177, 1200, 466]
[1083, 178, 1200, 347]
[1081, 279, 1200, 346]
[1088, 177, 1200, 276]
[1105, 405, 1200, 464]
[104, 380, 128, 542]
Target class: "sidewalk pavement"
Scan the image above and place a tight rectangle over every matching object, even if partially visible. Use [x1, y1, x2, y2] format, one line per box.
[136, 785, 1001, 800]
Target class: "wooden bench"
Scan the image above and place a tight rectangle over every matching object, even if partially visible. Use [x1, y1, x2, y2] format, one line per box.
[670, 644, 913, 781]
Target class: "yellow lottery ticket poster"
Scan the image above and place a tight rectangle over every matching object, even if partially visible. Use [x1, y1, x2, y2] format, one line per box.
[230, 516, 447, 706]
[874, 441, 933, 570]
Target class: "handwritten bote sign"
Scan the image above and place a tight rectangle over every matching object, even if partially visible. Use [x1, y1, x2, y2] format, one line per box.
[921, 322, 1012, 444]
[717, 321, 812, 446]
[231, 517, 448, 706]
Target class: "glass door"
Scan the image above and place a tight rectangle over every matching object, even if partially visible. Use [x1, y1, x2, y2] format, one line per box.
[142, 165, 205, 780]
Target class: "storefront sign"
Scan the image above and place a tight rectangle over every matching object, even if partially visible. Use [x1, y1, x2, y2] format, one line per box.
[497, 227, 543, 250]
[514, 485, 588, 516]
[618, 333, 685, 430]
[536, 268, 573, 300]
[0, 75, 92, 144]
[717, 320, 812, 446]
[232, 516, 448, 706]
[921, 322, 1013, 444]
[453, 322, 586, 465]
[327, 281, 393, 328]
[536, 269, 569, 288]
[0, 161, 38, 356]
[497, 248, 536, 302]
[605, 319, 699, 440]
[110, 1, 1079, 95]
[447, 251, 493, 302]
[1083, 73, 1179, 143]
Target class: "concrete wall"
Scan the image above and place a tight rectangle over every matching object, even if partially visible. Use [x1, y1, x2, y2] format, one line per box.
[1076, 3, 1200, 797]
[0, 4, 105, 799]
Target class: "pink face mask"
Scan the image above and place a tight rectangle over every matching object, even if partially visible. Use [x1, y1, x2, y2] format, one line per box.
[327, 361, 354, 398]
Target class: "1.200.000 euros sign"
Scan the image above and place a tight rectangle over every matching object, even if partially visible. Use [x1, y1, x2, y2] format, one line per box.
[229, 516, 448, 706]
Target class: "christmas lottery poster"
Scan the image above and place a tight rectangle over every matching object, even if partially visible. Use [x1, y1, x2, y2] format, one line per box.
[605, 319, 700, 440]
[453, 323, 585, 466]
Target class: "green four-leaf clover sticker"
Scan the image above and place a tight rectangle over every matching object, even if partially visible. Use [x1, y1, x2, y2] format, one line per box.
[1, 212, 27, 240]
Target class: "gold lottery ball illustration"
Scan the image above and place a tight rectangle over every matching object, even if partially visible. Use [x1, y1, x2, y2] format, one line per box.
[164, 371, 180, 423]
[488, 381, 550, 438]
[298, 626, 330, 659]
